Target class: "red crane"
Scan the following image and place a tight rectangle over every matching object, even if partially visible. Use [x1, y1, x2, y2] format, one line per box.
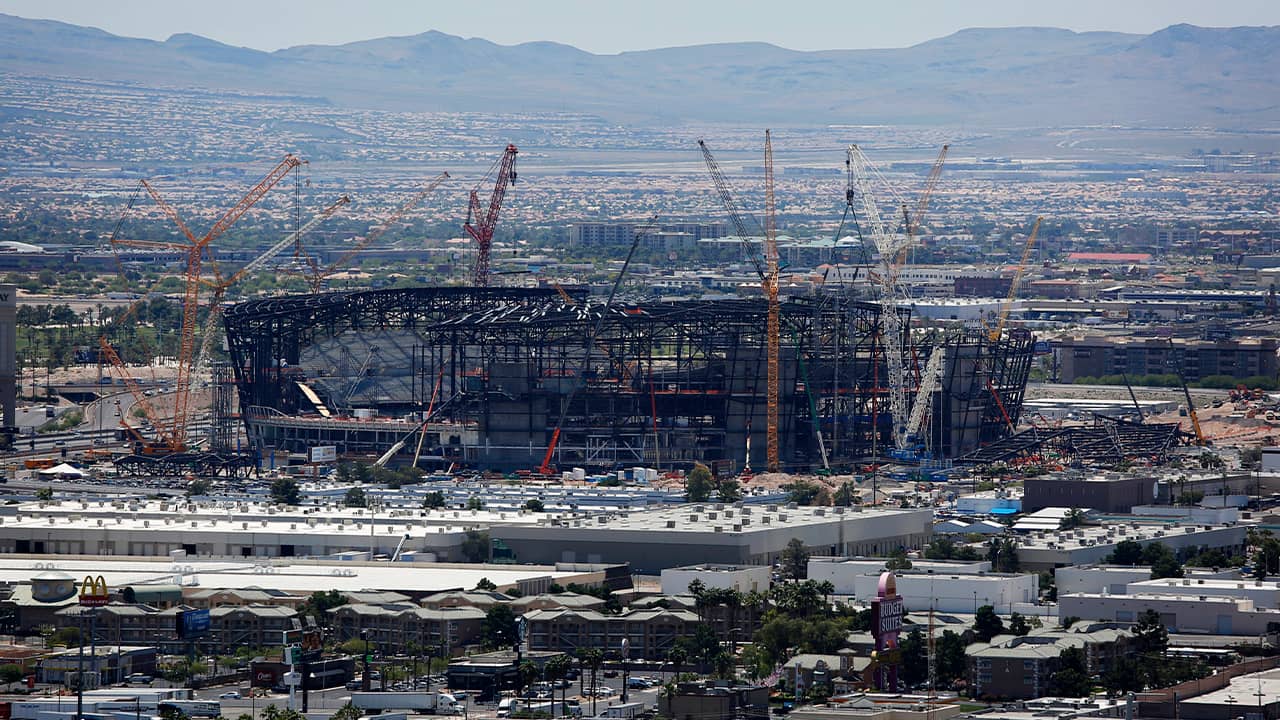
[465, 144, 518, 286]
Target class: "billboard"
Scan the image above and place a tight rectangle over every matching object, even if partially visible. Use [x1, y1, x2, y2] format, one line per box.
[176, 608, 211, 638]
[309, 446, 338, 463]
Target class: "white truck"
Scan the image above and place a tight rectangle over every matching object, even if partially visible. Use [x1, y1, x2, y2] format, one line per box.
[350, 692, 461, 715]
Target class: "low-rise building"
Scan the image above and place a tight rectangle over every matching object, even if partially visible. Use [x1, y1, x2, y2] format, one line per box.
[968, 623, 1134, 700]
[658, 681, 770, 720]
[660, 564, 771, 596]
[808, 558, 1037, 614]
[1013, 520, 1247, 570]
[523, 606, 701, 659]
[1058, 592, 1280, 635]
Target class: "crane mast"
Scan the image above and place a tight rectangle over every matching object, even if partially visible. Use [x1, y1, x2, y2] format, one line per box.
[763, 130, 780, 472]
[847, 145, 909, 450]
[466, 144, 518, 286]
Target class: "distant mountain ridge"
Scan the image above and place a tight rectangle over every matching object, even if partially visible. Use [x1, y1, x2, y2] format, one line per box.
[1, 14, 1277, 127]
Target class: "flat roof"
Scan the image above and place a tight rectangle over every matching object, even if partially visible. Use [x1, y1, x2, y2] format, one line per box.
[0, 556, 588, 595]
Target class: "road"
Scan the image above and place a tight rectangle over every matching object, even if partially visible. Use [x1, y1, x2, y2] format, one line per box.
[189, 672, 666, 720]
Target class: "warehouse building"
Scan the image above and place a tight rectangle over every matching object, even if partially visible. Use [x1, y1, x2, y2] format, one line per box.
[489, 503, 934, 571]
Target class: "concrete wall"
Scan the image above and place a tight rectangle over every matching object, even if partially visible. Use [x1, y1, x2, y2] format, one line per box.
[1056, 566, 1154, 596]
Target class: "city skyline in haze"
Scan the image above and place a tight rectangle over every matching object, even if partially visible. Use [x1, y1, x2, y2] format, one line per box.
[0, 0, 1277, 54]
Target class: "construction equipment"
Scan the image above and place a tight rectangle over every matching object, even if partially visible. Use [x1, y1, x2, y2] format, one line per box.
[1121, 372, 1145, 423]
[846, 145, 910, 450]
[1178, 370, 1206, 446]
[897, 145, 949, 268]
[465, 145, 518, 286]
[192, 195, 352, 384]
[105, 154, 303, 455]
[698, 134, 780, 471]
[987, 217, 1042, 342]
[538, 219, 648, 476]
[762, 130, 781, 472]
[304, 173, 449, 292]
[902, 347, 945, 451]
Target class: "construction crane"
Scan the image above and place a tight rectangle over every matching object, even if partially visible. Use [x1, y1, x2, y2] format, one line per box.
[105, 154, 302, 454]
[192, 195, 352, 384]
[988, 217, 1043, 342]
[896, 145, 950, 270]
[303, 172, 449, 292]
[699, 135, 780, 471]
[847, 145, 910, 450]
[697, 140, 766, 282]
[466, 145, 518, 286]
[538, 218, 652, 476]
[902, 347, 945, 452]
[1177, 369, 1206, 446]
[762, 131, 781, 472]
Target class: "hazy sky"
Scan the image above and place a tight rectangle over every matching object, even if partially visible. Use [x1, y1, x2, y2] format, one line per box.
[1, 0, 1277, 53]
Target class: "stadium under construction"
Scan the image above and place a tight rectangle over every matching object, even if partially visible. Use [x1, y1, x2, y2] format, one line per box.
[222, 286, 1035, 472]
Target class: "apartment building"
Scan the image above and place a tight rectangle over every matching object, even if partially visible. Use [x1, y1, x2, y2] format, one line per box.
[968, 624, 1133, 700]
[329, 603, 485, 655]
[1054, 335, 1279, 382]
[523, 606, 701, 659]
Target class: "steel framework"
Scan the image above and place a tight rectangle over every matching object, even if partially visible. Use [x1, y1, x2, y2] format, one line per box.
[223, 287, 1034, 470]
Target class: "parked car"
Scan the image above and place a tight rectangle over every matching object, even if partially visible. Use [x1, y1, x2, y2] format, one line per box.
[218, 691, 241, 699]
[124, 674, 152, 685]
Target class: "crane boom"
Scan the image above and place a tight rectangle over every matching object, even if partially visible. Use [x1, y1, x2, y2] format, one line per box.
[903, 347, 945, 448]
[307, 173, 449, 292]
[193, 195, 352, 384]
[988, 217, 1042, 342]
[466, 145, 518, 286]
[698, 140, 766, 281]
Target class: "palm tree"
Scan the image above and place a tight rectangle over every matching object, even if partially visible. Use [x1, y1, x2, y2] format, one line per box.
[668, 646, 688, 681]
[577, 648, 603, 716]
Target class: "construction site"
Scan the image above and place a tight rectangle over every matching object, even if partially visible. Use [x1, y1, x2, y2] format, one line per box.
[91, 138, 1049, 476]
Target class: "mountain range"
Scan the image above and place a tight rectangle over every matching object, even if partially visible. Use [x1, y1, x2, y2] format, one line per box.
[1, 13, 1278, 127]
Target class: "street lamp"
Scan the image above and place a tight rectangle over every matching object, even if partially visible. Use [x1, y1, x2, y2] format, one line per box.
[361, 630, 371, 691]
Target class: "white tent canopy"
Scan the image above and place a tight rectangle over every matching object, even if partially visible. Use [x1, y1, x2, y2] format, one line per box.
[36, 463, 86, 478]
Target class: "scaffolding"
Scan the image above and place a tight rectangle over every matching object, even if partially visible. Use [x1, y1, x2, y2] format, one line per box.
[223, 287, 1035, 471]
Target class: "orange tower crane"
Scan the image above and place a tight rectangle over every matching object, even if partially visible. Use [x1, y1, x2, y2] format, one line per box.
[465, 145, 518, 286]
[762, 130, 781, 472]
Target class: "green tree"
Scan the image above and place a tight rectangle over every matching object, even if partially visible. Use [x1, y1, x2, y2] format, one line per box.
[717, 478, 742, 503]
[524, 498, 545, 512]
[898, 627, 927, 687]
[474, 577, 498, 591]
[482, 604, 519, 650]
[783, 480, 821, 506]
[330, 702, 362, 720]
[421, 491, 446, 509]
[466, 496, 485, 511]
[34, 487, 53, 501]
[0, 663, 23, 684]
[885, 548, 913, 571]
[1008, 612, 1031, 637]
[1108, 539, 1144, 566]
[460, 530, 490, 563]
[973, 605, 1004, 643]
[1049, 646, 1092, 697]
[936, 630, 967, 686]
[270, 478, 301, 505]
[686, 464, 713, 502]
[832, 481, 859, 507]
[1133, 609, 1168, 656]
[1102, 657, 1146, 696]
[344, 487, 367, 508]
[301, 590, 347, 623]
[782, 538, 809, 580]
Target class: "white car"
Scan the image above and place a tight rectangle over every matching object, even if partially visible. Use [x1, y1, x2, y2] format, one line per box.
[218, 691, 241, 699]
